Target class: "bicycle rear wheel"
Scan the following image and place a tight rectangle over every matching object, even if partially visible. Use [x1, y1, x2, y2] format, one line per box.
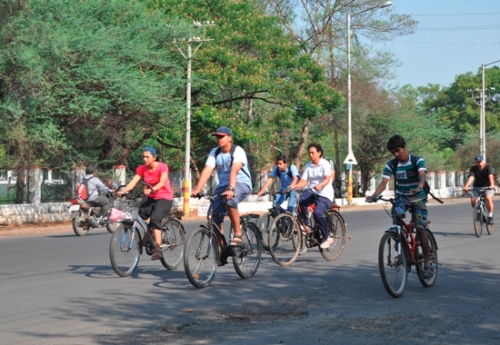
[320, 211, 347, 261]
[233, 222, 262, 279]
[378, 232, 408, 298]
[183, 227, 218, 289]
[257, 211, 275, 251]
[159, 217, 186, 270]
[268, 213, 301, 266]
[473, 203, 483, 238]
[109, 224, 141, 277]
[416, 229, 438, 288]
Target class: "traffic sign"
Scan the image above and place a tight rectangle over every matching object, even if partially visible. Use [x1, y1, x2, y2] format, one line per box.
[343, 151, 358, 165]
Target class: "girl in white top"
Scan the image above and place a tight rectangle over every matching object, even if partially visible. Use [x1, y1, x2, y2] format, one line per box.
[290, 143, 335, 249]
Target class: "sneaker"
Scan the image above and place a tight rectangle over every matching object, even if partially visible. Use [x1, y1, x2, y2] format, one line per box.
[488, 216, 494, 225]
[320, 237, 334, 249]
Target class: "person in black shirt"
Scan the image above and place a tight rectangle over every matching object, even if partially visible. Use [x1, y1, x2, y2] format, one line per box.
[463, 155, 495, 225]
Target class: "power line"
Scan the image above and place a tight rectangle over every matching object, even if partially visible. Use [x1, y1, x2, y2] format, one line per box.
[412, 12, 500, 17]
[417, 24, 500, 32]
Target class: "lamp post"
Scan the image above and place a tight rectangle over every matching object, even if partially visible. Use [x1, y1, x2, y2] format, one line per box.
[346, 0, 391, 205]
[480, 59, 500, 161]
[175, 21, 214, 216]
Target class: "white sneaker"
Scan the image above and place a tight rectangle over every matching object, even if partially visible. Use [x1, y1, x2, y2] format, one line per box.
[320, 237, 334, 249]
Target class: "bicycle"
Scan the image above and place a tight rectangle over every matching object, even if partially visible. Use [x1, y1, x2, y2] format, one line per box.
[268, 189, 347, 266]
[108, 183, 186, 277]
[183, 194, 262, 289]
[368, 194, 438, 298]
[466, 187, 494, 237]
[257, 191, 286, 251]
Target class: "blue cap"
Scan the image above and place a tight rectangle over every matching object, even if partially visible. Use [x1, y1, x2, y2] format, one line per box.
[144, 146, 158, 156]
[475, 155, 484, 162]
[212, 126, 232, 136]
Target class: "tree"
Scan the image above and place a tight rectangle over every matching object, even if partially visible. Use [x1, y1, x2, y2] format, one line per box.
[0, 0, 187, 174]
[150, 0, 342, 171]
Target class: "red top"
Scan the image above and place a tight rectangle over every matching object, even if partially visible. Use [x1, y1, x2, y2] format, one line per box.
[136, 162, 173, 200]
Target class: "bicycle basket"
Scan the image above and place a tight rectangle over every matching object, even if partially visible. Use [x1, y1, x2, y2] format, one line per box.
[109, 198, 139, 225]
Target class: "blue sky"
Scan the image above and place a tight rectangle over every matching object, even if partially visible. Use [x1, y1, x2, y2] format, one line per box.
[381, 0, 500, 88]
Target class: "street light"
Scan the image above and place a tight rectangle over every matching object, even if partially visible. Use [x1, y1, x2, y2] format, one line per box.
[174, 21, 214, 216]
[346, 0, 392, 205]
[480, 59, 500, 161]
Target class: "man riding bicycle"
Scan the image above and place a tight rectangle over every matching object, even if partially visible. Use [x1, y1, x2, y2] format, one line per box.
[257, 156, 299, 213]
[463, 155, 495, 225]
[191, 126, 252, 250]
[366, 135, 434, 278]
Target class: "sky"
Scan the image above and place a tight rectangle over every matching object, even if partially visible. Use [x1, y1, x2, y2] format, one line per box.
[380, 0, 500, 88]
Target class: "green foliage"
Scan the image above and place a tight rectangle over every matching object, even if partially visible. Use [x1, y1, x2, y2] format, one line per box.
[0, 0, 186, 170]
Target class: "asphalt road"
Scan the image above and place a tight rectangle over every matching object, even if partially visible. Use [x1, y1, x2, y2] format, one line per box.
[1, 198, 499, 345]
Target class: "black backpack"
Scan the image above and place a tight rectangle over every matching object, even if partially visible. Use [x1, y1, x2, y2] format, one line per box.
[328, 159, 342, 189]
[390, 155, 443, 203]
[286, 165, 301, 181]
[215, 145, 256, 189]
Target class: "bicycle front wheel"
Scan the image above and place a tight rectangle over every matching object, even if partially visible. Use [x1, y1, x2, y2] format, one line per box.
[378, 232, 408, 298]
[109, 224, 141, 277]
[320, 211, 347, 261]
[233, 222, 262, 279]
[160, 217, 186, 270]
[416, 229, 438, 288]
[473, 203, 483, 238]
[183, 227, 218, 289]
[268, 213, 301, 267]
[257, 211, 275, 251]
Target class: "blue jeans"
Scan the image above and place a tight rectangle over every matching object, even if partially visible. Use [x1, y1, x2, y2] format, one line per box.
[274, 189, 298, 213]
[299, 190, 332, 240]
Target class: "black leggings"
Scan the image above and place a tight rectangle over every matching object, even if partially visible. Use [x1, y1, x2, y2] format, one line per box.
[138, 198, 173, 230]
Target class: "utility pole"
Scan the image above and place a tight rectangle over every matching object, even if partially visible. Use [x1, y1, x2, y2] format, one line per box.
[174, 21, 214, 216]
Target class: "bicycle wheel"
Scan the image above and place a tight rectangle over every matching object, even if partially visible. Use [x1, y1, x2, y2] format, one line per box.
[268, 213, 301, 266]
[378, 232, 408, 298]
[416, 229, 438, 287]
[473, 203, 483, 238]
[257, 211, 275, 251]
[485, 204, 494, 235]
[159, 217, 186, 270]
[320, 211, 347, 261]
[109, 224, 141, 277]
[106, 221, 120, 234]
[233, 222, 262, 279]
[183, 227, 218, 289]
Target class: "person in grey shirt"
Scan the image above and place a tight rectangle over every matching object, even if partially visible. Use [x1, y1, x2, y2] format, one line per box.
[82, 165, 113, 220]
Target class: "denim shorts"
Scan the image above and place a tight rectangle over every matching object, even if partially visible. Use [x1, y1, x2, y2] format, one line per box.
[212, 183, 251, 223]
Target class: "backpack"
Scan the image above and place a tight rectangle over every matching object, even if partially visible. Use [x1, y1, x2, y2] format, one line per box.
[286, 165, 301, 181]
[76, 176, 95, 201]
[390, 155, 443, 203]
[215, 145, 256, 189]
[328, 159, 342, 189]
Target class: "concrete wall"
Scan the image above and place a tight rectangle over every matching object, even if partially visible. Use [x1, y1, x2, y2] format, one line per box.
[0, 169, 482, 225]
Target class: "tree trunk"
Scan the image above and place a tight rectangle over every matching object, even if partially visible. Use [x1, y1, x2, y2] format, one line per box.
[15, 168, 26, 204]
[294, 118, 310, 169]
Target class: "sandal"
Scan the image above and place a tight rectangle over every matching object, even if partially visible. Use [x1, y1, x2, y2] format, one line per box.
[151, 247, 163, 261]
[230, 234, 243, 246]
[423, 265, 434, 279]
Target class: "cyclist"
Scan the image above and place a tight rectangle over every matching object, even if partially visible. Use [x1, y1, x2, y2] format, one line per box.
[82, 165, 114, 222]
[290, 143, 334, 249]
[117, 146, 174, 260]
[463, 155, 495, 225]
[257, 156, 299, 213]
[366, 134, 434, 278]
[191, 126, 252, 249]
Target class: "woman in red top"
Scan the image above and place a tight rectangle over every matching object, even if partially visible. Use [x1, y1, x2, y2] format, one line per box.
[119, 146, 174, 260]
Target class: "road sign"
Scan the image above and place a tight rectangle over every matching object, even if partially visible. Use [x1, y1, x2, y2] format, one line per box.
[343, 151, 358, 165]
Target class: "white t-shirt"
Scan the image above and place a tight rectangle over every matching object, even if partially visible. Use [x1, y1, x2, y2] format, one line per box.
[205, 145, 252, 189]
[301, 158, 334, 201]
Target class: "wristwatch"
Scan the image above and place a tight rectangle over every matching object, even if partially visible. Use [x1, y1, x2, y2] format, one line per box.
[228, 185, 235, 191]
